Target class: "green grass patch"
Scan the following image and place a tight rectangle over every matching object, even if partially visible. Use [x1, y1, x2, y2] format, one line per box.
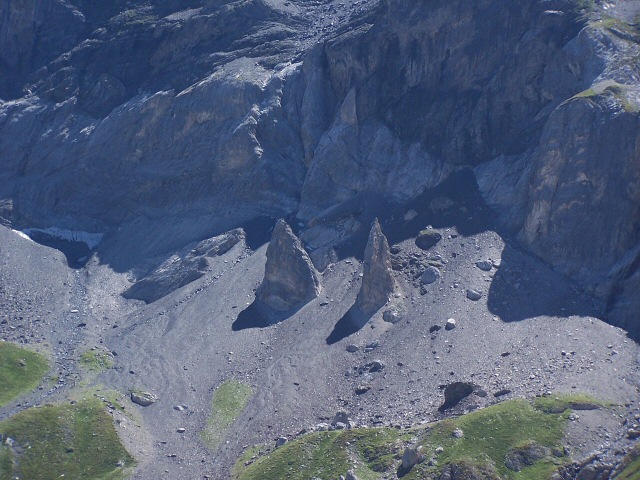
[0, 398, 134, 480]
[615, 444, 640, 480]
[201, 380, 253, 451]
[80, 348, 114, 373]
[236, 429, 408, 480]
[407, 399, 568, 480]
[533, 393, 606, 414]
[571, 81, 639, 112]
[0, 342, 49, 407]
[235, 396, 602, 480]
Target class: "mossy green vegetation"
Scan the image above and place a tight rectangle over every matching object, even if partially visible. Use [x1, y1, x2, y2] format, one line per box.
[572, 81, 639, 112]
[235, 396, 603, 480]
[202, 379, 253, 451]
[0, 341, 49, 407]
[615, 444, 640, 480]
[235, 429, 408, 480]
[0, 398, 134, 480]
[532, 393, 606, 414]
[80, 348, 114, 373]
[591, 14, 640, 39]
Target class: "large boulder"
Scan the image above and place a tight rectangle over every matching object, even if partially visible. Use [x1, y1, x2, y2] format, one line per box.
[257, 220, 320, 311]
[356, 219, 396, 315]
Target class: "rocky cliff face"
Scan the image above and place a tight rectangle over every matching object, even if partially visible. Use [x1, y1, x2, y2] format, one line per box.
[2, 3, 640, 479]
[0, 0, 639, 331]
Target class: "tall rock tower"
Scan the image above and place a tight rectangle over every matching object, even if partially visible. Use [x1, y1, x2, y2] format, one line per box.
[257, 220, 320, 311]
[356, 218, 396, 315]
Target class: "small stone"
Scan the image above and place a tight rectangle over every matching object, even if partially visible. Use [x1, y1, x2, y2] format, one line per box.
[430, 325, 442, 333]
[276, 437, 287, 447]
[346, 344, 359, 353]
[466, 289, 482, 301]
[420, 266, 441, 285]
[383, 307, 404, 324]
[332, 411, 349, 426]
[345, 469, 359, 480]
[494, 389, 511, 397]
[355, 385, 371, 395]
[415, 229, 442, 250]
[177, 428, 186, 433]
[445, 318, 457, 331]
[174, 405, 185, 411]
[452, 428, 464, 438]
[334, 422, 347, 430]
[361, 360, 385, 373]
[401, 445, 425, 470]
[627, 428, 640, 439]
[131, 391, 158, 407]
[435, 447, 444, 454]
[475, 260, 493, 271]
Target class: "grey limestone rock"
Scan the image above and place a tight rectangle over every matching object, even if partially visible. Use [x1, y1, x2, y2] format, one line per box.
[421, 266, 442, 285]
[382, 306, 404, 324]
[332, 411, 349, 426]
[466, 289, 483, 301]
[415, 229, 443, 251]
[345, 470, 359, 480]
[401, 445, 425, 471]
[356, 219, 396, 315]
[475, 260, 493, 272]
[130, 391, 158, 407]
[257, 220, 320, 311]
[123, 229, 245, 303]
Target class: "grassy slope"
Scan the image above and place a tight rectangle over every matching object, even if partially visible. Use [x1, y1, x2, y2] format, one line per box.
[235, 396, 606, 480]
[0, 398, 134, 480]
[79, 348, 115, 373]
[0, 342, 49, 407]
[202, 379, 253, 451]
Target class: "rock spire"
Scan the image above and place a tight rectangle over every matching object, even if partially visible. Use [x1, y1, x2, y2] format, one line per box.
[356, 219, 395, 314]
[257, 219, 320, 311]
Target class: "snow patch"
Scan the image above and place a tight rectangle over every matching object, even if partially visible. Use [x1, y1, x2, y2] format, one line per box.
[11, 229, 33, 241]
[21, 227, 104, 250]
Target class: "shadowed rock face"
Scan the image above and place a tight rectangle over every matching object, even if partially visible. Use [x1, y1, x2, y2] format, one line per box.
[0, 0, 639, 332]
[356, 219, 395, 315]
[257, 220, 320, 311]
[123, 228, 245, 303]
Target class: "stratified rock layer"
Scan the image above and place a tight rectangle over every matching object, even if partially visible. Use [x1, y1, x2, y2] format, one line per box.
[123, 228, 245, 303]
[356, 219, 395, 315]
[257, 220, 320, 311]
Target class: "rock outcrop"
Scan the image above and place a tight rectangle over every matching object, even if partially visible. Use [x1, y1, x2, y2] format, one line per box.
[256, 220, 320, 311]
[0, 0, 639, 333]
[123, 229, 245, 303]
[356, 219, 395, 315]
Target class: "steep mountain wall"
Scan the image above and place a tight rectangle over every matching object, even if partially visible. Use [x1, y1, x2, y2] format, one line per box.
[0, 0, 639, 333]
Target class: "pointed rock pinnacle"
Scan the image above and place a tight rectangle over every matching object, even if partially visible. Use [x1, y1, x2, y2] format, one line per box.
[257, 219, 320, 311]
[356, 218, 395, 315]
